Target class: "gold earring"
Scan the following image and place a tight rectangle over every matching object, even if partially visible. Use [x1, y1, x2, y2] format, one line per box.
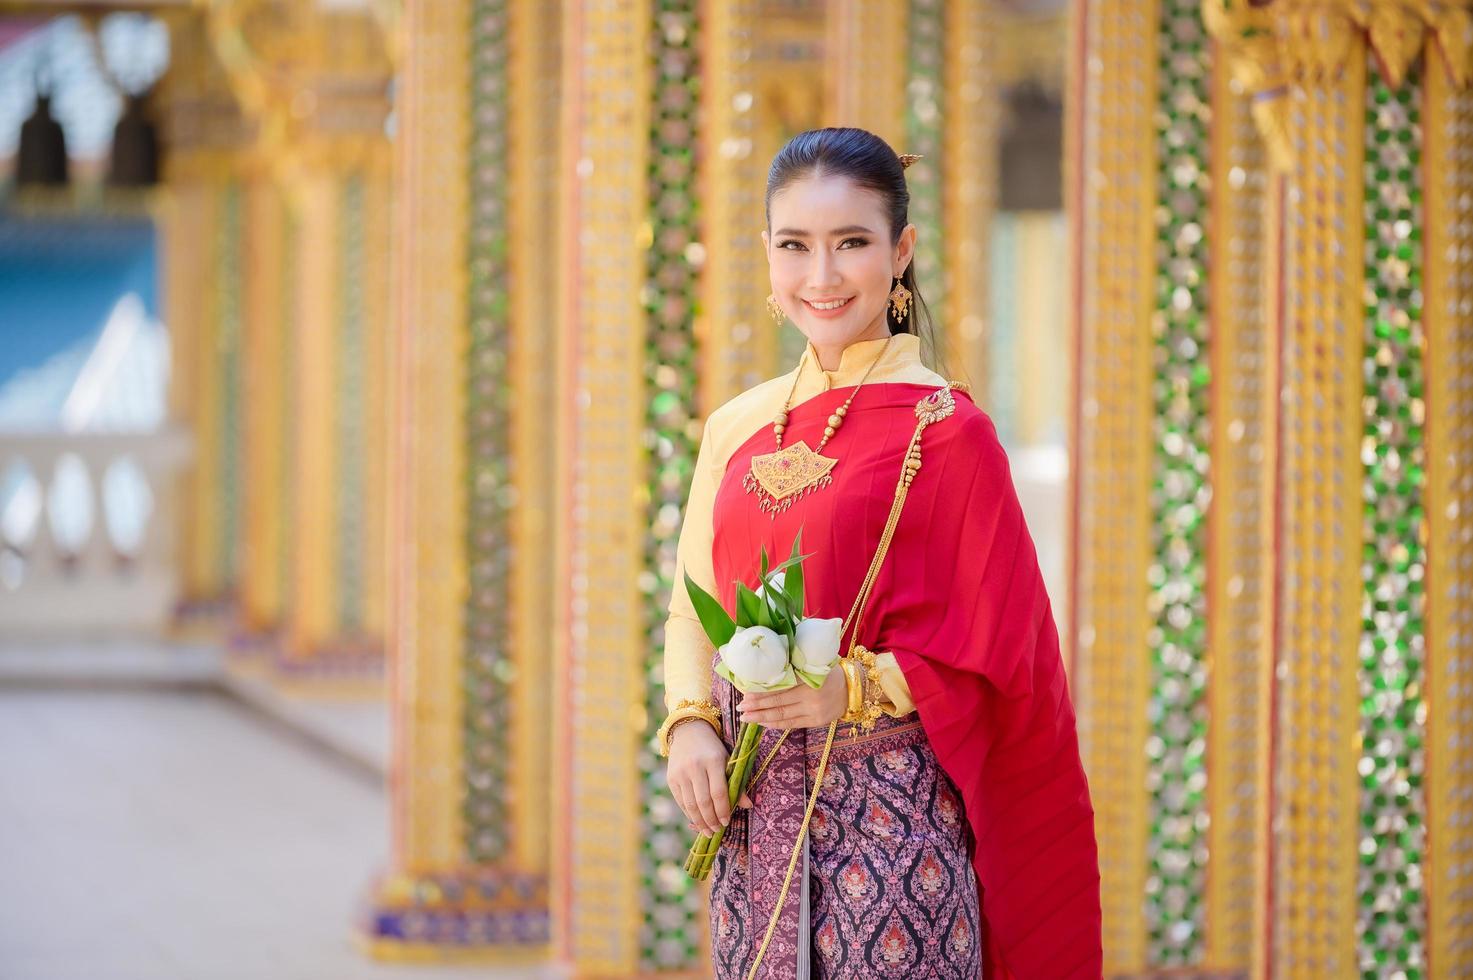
[766, 293, 785, 323]
[888, 278, 912, 320]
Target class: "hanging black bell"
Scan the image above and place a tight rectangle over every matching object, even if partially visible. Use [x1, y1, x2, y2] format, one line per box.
[16, 93, 69, 187]
[109, 93, 159, 187]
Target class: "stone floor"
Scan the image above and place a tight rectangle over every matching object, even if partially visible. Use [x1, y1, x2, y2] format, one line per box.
[0, 686, 561, 980]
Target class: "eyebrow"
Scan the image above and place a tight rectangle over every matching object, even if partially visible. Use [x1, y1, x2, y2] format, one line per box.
[772, 225, 876, 237]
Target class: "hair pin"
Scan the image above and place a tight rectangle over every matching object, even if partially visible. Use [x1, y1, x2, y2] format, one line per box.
[898, 153, 924, 170]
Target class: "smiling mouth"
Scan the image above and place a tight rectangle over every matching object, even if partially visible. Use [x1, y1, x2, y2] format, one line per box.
[804, 297, 853, 311]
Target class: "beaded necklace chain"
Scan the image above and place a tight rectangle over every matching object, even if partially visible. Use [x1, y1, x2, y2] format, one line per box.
[741, 334, 895, 517]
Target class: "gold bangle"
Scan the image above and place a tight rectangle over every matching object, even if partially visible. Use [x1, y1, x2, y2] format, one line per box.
[839, 659, 865, 718]
[840, 646, 887, 731]
[656, 698, 721, 757]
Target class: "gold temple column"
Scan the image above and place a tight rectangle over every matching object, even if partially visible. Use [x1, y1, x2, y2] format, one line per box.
[939, 0, 998, 393]
[284, 171, 341, 657]
[823, 2, 997, 392]
[550, 0, 652, 969]
[365, 0, 548, 961]
[506, 0, 562, 877]
[206, 2, 394, 668]
[239, 173, 290, 633]
[157, 12, 255, 615]
[1069, 0, 1159, 970]
[826, 0, 907, 146]
[699, 1, 825, 407]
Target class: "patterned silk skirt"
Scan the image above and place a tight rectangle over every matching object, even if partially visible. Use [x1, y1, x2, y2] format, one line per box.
[707, 694, 982, 979]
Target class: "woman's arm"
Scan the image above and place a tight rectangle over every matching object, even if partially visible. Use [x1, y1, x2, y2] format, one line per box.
[662, 418, 720, 713]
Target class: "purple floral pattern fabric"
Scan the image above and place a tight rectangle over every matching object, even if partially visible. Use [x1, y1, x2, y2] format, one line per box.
[707, 672, 981, 979]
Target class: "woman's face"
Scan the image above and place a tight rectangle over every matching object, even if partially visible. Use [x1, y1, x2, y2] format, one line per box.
[763, 173, 916, 350]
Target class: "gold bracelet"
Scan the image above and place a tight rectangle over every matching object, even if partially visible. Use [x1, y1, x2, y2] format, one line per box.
[656, 698, 721, 757]
[839, 646, 886, 731]
[839, 659, 865, 718]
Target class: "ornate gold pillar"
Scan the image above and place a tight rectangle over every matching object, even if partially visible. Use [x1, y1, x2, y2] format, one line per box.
[239, 171, 291, 633]
[550, 0, 653, 970]
[506, 0, 562, 879]
[826, 0, 907, 146]
[364, 0, 549, 961]
[157, 12, 255, 615]
[1070, 0, 1159, 970]
[207, 1, 394, 667]
[699, 1, 825, 408]
[823, 1, 998, 393]
[1070, 1, 1473, 975]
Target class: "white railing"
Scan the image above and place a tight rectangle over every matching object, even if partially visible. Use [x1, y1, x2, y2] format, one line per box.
[0, 427, 191, 636]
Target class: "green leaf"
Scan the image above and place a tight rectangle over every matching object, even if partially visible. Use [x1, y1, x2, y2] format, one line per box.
[684, 572, 736, 646]
[784, 529, 805, 618]
[758, 543, 769, 582]
[736, 583, 770, 629]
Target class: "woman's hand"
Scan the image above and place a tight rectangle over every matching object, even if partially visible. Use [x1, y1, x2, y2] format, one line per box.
[739, 666, 847, 729]
[666, 720, 734, 836]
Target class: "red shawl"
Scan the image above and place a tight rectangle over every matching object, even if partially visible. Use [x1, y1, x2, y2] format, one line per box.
[710, 382, 1102, 978]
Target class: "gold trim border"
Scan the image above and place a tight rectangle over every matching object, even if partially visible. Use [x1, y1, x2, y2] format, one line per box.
[1424, 38, 1473, 978]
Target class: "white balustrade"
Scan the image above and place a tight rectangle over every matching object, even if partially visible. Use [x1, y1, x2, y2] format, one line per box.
[0, 427, 191, 636]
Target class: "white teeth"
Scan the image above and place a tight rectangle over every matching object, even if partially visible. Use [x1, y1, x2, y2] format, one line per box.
[808, 298, 851, 311]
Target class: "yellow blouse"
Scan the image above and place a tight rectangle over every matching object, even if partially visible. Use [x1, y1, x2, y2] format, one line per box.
[663, 331, 948, 718]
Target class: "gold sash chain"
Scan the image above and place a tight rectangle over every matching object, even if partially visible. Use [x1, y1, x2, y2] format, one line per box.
[744, 384, 959, 980]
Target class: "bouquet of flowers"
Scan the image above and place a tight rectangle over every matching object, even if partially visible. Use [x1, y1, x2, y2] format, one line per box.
[680, 529, 843, 880]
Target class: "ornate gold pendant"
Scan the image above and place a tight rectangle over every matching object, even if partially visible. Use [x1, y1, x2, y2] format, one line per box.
[742, 439, 837, 517]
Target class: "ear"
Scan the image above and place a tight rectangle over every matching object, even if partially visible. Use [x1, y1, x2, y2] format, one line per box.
[893, 223, 917, 276]
[761, 228, 771, 262]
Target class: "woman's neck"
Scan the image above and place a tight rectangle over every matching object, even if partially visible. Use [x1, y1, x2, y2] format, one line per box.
[810, 324, 891, 372]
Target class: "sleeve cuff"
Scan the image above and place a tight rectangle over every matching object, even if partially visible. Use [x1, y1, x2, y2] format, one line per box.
[872, 651, 916, 717]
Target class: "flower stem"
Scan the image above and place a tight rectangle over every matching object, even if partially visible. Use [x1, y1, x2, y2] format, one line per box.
[685, 721, 762, 881]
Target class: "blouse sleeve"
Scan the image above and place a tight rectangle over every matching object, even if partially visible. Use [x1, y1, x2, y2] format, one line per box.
[662, 418, 720, 712]
[872, 652, 916, 716]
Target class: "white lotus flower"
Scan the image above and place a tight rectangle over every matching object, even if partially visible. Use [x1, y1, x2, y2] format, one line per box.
[792, 616, 843, 687]
[715, 625, 796, 693]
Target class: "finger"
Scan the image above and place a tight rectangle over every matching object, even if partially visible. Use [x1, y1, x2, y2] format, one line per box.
[741, 704, 787, 726]
[737, 792, 752, 808]
[740, 690, 796, 710]
[706, 760, 733, 828]
[691, 772, 723, 835]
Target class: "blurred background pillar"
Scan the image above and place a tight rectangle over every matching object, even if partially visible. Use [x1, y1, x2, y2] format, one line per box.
[238, 169, 291, 637]
[824, 0, 999, 394]
[698, 2, 824, 413]
[204, 0, 394, 674]
[363, 0, 552, 961]
[1070, 0, 1276, 972]
[549, 0, 657, 970]
[157, 11, 254, 621]
[1208, 5, 1473, 975]
[1075, 0, 1473, 976]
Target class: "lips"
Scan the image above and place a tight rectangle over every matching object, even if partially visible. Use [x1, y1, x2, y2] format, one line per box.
[804, 297, 853, 312]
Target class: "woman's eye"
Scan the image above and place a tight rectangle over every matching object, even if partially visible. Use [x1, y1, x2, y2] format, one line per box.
[777, 240, 807, 251]
[839, 237, 869, 249]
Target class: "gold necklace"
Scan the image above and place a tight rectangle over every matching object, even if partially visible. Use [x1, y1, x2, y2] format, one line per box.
[742, 334, 895, 517]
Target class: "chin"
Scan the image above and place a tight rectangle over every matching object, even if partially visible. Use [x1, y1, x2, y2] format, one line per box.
[797, 319, 873, 347]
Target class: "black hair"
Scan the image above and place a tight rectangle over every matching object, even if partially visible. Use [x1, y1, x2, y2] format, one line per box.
[764, 127, 943, 370]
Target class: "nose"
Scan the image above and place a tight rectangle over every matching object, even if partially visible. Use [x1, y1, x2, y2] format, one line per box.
[808, 248, 843, 290]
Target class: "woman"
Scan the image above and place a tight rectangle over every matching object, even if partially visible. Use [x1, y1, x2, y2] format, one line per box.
[658, 127, 1101, 979]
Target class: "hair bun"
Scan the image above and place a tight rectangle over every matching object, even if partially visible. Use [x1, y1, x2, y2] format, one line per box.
[898, 153, 923, 170]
